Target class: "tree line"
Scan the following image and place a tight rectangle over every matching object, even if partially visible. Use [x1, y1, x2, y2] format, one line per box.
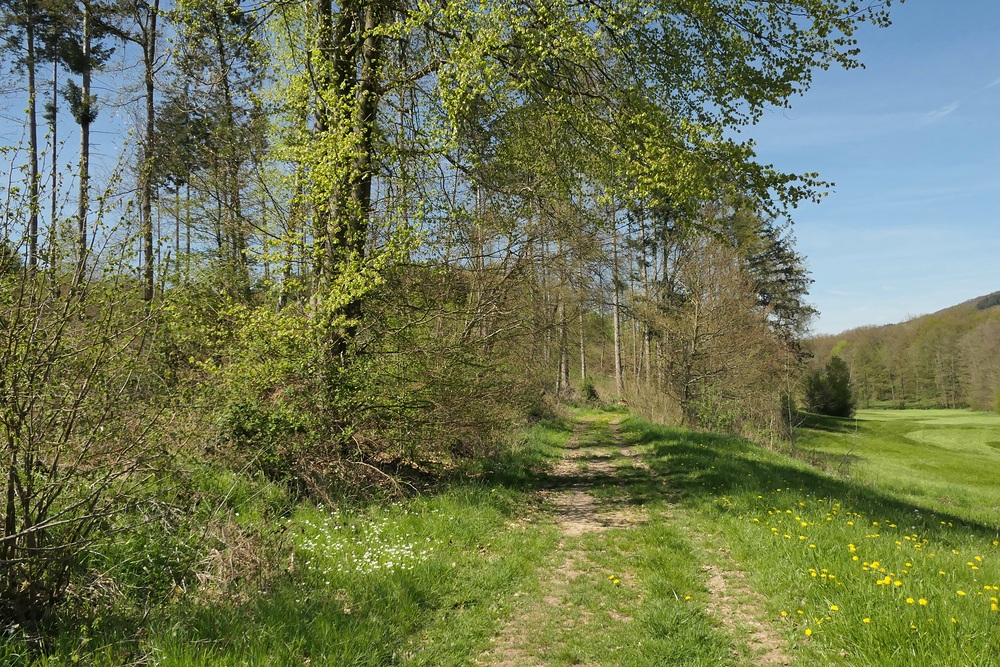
[808, 295, 1000, 412]
[1, 0, 896, 635]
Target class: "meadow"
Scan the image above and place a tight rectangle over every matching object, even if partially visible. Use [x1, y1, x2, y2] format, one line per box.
[794, 409, 1000, 524]
[626, 408, 1000, 665]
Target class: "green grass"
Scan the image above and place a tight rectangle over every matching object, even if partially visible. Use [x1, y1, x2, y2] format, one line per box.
[623, 411, 1000, 666]
[795, 409, 1000, 523]
[147, 486, 559, 666]
[492, 416, 743, 666]
[15, 408, 1000, 666]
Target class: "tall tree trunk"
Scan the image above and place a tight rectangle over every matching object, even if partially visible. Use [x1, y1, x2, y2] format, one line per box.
[578, 257, 586, 383]
[350, 2, 380, 255]
[26, 3, 39, 273]
[47, 59, 58, 276]
[638, 206, 652, 385]
[212, 22, 249, 299]
[556, 239, 569, 393]
[312, 0, 384, 365]
[184, 182, 191, 283]
[140, 0, 159, 301]
[74, 5, 91, 288]
[611, 209, 623, 396]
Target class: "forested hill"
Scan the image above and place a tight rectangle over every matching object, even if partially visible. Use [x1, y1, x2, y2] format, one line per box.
[807, 291, 1000, 411]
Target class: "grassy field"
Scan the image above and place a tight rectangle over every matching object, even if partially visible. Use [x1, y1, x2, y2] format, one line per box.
[794, 409, 1000, 524]
[625, 408, 1000, 666]
[9, 408, 1000, 665]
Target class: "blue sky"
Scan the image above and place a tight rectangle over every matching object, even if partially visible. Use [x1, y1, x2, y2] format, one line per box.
[750, 0, 1000, 335]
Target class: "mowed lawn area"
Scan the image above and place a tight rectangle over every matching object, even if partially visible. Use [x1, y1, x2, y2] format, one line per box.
[795, 409, 1000, 524]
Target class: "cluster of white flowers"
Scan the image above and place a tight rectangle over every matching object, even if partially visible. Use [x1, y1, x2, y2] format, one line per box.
[295, 507, 435, 580]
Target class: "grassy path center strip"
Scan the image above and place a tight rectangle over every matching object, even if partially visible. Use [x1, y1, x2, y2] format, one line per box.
[478, 414, 757, 666]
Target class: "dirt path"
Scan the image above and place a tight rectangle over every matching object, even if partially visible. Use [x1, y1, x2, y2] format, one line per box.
[477, 417, 792, 667]
[478, 418, 644, 667]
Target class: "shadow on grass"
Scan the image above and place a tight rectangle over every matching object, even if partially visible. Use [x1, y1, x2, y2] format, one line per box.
[619, 419, 1000, 539]
[470, 417, 668, 512]
[796, 447, 864, 473]
[795, 411, 859, 434]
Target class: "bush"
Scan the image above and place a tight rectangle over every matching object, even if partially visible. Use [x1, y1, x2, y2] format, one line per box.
[0, 270, 166, 627]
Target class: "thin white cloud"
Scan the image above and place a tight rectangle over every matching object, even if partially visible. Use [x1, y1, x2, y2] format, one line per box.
[919, 101, 960, 125]
[988, 77, 1000, 88]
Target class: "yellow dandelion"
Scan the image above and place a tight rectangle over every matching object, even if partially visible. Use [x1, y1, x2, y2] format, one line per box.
[804, 628, 812, 637]
[957, 590, 967, 596]
[830, 605, 839, 611]
[862, 617, 871, 624]
[919, 599, 928, 606]
[781, 611, 788, 617]
[906, 598, 914, 604]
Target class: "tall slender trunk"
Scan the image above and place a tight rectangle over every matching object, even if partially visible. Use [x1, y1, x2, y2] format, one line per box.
[556, 239, 570, 393]
[174, 187, 180, 282]
[184, 182, 191, 283]
[74, 6, 92, 288]
[638, 207, 652, 384]
[140, 0, 160, 301]
[213, 22, 249, 299]
[48, 60, 58, 275]
[26, 4, 39, 273]
[611, 213, 623, 396]
[578, 256, 587, 382]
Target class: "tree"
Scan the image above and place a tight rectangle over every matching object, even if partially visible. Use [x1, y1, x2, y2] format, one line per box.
[101, 0, 161, 300]
[167, 0, 266, 298]
[60, 0, 113, 286]
[0, 0, 74, 272]
[804, 355, 855, 417]
[281, 0, 893, 344]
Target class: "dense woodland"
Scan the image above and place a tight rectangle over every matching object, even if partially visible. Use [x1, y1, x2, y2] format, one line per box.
[0, 0, 902, 645]
[808, 293, 1000, 412]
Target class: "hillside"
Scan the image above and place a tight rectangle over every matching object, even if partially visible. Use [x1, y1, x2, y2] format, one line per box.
[807, 291, 1000, 411]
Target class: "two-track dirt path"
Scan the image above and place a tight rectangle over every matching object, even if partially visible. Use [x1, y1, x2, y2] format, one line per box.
[476, 415, 792, 667]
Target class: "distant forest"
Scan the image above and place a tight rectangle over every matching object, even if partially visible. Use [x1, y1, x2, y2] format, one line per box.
[808, 293, 1000, 412]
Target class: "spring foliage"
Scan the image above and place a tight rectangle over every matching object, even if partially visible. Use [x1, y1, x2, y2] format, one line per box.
[0, 0, 905, 648]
